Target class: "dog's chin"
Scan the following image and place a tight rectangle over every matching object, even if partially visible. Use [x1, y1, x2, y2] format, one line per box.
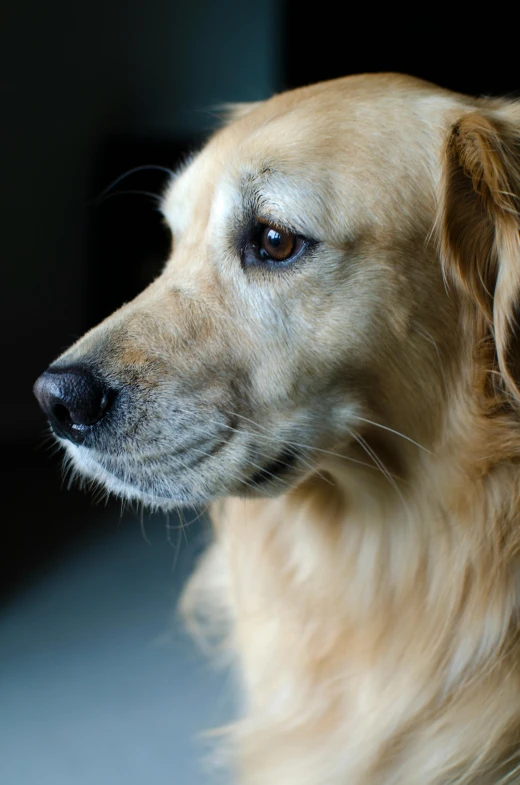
[62, 443, 201, 508]
[62, 440, 306, 510]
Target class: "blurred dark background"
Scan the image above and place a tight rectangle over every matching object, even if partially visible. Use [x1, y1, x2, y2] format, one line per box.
[1, 2, 519, 782]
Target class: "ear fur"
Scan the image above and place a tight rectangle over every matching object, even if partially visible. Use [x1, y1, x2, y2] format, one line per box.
[441, 105, 520, 402]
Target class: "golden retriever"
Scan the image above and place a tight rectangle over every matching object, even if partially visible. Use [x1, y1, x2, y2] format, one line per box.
[34, 73, 520, 784]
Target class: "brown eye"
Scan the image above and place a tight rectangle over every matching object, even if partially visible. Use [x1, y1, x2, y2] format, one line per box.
[260, 226, 296, 262]
[241, 220, 310, 268]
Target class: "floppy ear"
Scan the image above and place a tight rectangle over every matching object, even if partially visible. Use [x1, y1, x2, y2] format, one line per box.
[440, 106, 520, 401]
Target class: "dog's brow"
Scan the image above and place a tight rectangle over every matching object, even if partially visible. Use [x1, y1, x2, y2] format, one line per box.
[237, 168, 287, 214]
[237, 172, 317, 238]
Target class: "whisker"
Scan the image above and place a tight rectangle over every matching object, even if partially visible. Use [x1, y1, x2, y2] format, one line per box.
[89, 189, 163, 206]
[142, 410, 332, 487]
[344, 424, 407, 509]
[140, 436, 266, 499]
[171, 434, 296, 491]
[351, 415, 432, 454]
[417, 326, 449, 400]
[87, 164, 174, 207]
[179, 507, 189, 546]
[283, 441, 378, 472]
[222, 409, 379, 472]
[138, 502, 151, 545]
[219, 411, 335, 482]
[165, 503, 211, 534]
[164, 504, 211, 535]
[170, 514, 184, 573]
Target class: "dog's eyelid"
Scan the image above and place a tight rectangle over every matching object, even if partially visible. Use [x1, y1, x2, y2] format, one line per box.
[255, 213, 310, 240]
[256, 214, 291, 231]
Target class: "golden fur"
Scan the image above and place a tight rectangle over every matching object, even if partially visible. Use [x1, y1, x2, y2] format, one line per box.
[41, 74, 520, 783]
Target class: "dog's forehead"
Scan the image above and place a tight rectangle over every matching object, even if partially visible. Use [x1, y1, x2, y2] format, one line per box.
[162, 75, 459, 241]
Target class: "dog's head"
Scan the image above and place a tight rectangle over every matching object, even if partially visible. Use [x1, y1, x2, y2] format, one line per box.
[34, 74, 520, 508]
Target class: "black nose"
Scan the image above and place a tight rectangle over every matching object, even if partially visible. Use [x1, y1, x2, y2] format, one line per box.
[33, 365, 114, 444]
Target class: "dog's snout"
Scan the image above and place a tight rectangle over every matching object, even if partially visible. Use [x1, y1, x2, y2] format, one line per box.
[33, 365, 115, 444]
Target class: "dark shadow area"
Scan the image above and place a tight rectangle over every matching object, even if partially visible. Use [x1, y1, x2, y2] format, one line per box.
[85, 135, 204, 328]
[282, 5, 520, 98]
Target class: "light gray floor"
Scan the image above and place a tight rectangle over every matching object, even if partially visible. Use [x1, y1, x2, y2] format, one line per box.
[0, 509, 235, 784]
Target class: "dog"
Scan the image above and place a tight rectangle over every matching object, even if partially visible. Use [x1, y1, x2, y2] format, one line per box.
[34, 73, 520, 784]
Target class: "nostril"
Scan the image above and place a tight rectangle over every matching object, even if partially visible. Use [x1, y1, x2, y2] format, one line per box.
[33, 365, 116, 444]
[52, 402, 73, 427]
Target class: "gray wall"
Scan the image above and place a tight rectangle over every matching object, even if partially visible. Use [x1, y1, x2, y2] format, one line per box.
[2, 0, 280, 445]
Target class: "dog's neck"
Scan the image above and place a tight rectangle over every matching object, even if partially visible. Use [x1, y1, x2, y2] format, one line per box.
[200, 410, 520, 784]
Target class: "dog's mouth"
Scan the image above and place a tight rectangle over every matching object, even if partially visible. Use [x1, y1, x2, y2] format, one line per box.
[64, 430, 305, 507]
[249, 447, 300, 486]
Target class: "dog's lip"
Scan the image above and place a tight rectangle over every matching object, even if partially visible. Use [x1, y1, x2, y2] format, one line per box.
[49, 419, 89, 444]
[63, 427, 235, 500]
[250, 447, 299, 485]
